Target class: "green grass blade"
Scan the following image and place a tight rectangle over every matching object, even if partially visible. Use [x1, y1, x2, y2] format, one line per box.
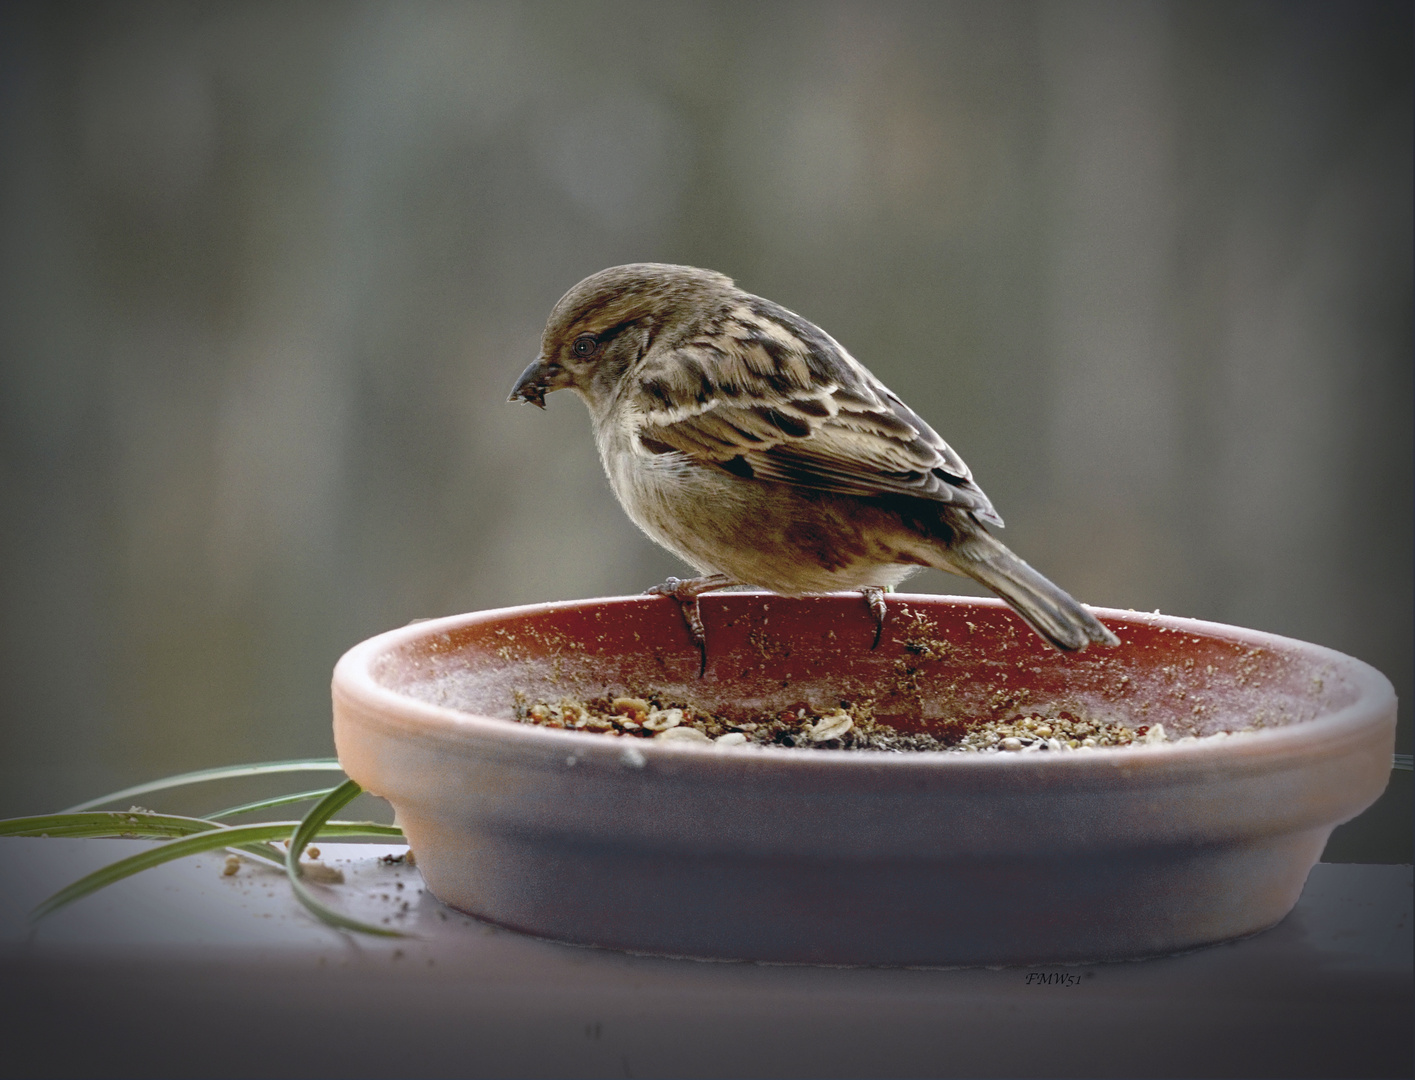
[319, 821, 403, 833]
[209, 787, 341, 820]
[31, 819, 403, 921]
[32, 822, 301, 920]
[289, 780, 362, 858]
[0, 811, 223, 839]
[62, 759, 346, 812]
[285, 780, 409, 938]
[231, 842, 288, 867]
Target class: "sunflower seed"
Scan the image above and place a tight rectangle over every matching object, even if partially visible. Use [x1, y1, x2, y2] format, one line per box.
[656, 726, 711, 742]
[809, 711, 853, 742]
[642, 707, 684, 731]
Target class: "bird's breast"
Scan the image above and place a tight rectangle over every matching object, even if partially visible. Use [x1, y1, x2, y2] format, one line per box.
[592, 419, 922, 593]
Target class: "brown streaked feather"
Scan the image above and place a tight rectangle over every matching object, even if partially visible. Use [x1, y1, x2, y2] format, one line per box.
[631, 298, 1004, 526]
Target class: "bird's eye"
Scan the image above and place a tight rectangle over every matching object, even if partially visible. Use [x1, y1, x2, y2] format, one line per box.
[571, 334, 599, 358]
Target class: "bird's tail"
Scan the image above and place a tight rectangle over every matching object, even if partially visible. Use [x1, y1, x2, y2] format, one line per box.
[936, 529, 1119, 651]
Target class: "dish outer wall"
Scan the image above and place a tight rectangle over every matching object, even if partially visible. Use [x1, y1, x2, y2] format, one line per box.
[332, 593, 1396, 965]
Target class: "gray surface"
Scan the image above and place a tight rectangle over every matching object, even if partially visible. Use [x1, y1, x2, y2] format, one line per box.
[0, 840, 1409, 1078]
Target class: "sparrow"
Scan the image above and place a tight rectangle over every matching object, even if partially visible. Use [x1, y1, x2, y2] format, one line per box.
[509, 263, 1118, 669]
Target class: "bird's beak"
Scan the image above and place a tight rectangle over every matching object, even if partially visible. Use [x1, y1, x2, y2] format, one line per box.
[507, 357, 566, 410]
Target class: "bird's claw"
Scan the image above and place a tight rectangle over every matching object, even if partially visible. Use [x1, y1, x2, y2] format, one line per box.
[861, 586, 888, 649]
[645, 575, 734, 676]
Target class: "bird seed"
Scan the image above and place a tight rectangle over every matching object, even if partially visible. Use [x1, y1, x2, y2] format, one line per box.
[514, 695, 1239, 754]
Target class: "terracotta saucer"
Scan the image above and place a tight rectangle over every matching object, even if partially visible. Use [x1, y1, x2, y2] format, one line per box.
[333, 593, 1395, 965]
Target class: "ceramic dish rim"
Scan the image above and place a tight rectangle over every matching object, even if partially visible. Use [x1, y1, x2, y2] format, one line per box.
[332, 593, 1395, 773]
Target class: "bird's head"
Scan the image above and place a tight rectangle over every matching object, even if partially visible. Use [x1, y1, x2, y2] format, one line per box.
[508, 263, 735, 416]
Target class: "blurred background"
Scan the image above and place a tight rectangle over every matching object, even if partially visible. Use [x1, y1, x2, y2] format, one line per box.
[0, 1, 1408, 859]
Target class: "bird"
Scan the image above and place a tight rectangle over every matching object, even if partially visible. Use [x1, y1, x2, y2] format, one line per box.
[509, 263, 1118, 669]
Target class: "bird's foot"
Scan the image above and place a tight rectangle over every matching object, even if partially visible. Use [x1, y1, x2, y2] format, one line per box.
[644, 574, 737, 675]
[860, 586, 889, 649]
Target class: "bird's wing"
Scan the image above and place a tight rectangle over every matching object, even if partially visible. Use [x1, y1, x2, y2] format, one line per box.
[629, 298, 1003, 525]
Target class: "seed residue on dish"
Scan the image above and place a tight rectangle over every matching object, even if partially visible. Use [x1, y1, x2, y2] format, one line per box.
[512, 695, 1242, 753]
